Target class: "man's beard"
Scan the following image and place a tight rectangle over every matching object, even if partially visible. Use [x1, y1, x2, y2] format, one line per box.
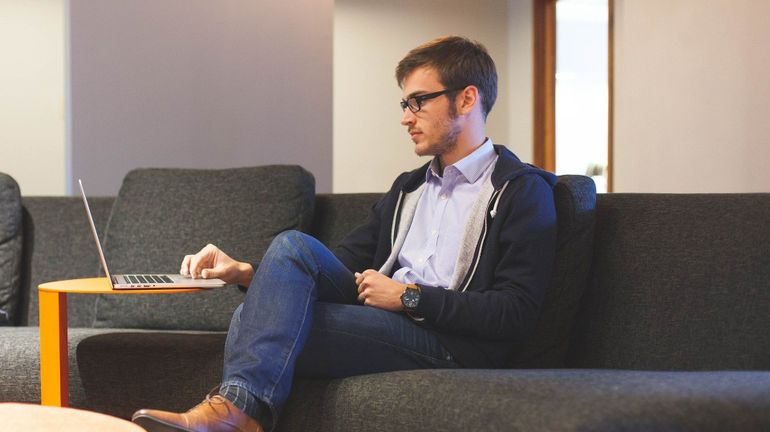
[430, 103, 462, 159]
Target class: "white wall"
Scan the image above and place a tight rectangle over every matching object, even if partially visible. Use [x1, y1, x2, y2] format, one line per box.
[614, 0, 770, 192]
[8, 1, 769, 197]
[69, 0, 334, 195]
[333, 0, 534, 193]
[0, 1, 66, 195]
[507, 0, 535, 165]
[2, 1, 532, 197]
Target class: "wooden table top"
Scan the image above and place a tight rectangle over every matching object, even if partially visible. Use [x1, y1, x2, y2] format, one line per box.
[0, 403, 145, 431]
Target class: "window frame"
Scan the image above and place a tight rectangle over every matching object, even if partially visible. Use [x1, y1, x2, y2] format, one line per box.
[532, 0, 614, 192]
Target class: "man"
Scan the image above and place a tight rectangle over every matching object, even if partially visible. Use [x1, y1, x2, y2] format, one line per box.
[133, 36, 557, 432]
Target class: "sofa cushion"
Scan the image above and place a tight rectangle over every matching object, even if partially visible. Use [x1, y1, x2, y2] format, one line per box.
[279, 369, 770, 431]
[21, 197, 114, 327]
[310, 193, 384, 248]
[61, 340, 770, 430]
[569, 193, 770, 370]
[0, 326, 120, 406]
[509, 175, 596, 367]
[0, 326, 219, 413]
[75, 330, 226, 419]
[93, 166, 315, 330]
[0, 173, 22, 326]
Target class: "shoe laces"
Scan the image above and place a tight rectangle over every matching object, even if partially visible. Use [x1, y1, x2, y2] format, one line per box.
[190, 386, 228, 411]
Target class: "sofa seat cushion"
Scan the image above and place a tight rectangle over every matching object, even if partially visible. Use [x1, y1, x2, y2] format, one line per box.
[280, 369, 770, 432]
[0, 173, 22, 325]
[0, 326, 134, 406]
[93, 166, 315, 331]
[0, 327, 225, 415]
[4, 326, 769, 431]
[74, 330, 227, 418]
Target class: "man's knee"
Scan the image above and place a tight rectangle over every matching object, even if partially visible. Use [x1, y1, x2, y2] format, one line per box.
[265, 231, 303, 266]
[270, 230, 308, 251]
[268, 230, 324, 264]
[273, 230, 327, 253]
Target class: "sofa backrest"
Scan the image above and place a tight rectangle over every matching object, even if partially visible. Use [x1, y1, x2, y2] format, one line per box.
[91, 166, 315, 331]
[20, 197, 114, 326]
[16, 186, 378, 328]
[567, 193, 770, 370]
[0, 173, 22, 326]
[310, 193, 384, 248]
[509, 175, 597, 368]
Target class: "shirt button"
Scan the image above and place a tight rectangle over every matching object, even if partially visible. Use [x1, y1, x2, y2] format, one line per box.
[432, 230, 438, 235]
[440, 194, 448, 200]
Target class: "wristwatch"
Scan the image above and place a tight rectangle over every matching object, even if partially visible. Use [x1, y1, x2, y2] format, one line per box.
[400, 284, 421, 311]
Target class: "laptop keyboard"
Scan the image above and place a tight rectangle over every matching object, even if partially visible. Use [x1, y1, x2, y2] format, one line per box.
[126, 275, 174, 284]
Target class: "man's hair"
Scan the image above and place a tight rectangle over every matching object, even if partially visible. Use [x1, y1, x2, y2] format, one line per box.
[396, 36, 498, 119]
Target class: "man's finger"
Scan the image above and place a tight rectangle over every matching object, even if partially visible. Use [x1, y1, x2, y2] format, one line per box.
[180, 255, 192, 275]
[201, 267, 221, 279]
[357, 288, 368, 303]
[357, 279, 369, 294]
[189, 253, 206, 279]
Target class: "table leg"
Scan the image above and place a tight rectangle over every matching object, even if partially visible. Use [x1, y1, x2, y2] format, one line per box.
[39, 290, 68, 407]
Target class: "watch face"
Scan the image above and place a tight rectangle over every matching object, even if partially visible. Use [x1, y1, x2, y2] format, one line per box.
[402, 288, 420, 309]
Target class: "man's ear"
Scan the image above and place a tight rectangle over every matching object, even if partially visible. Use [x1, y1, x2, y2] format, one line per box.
[457, 85, 480, 116]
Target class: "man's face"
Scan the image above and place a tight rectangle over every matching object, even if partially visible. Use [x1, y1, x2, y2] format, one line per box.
[400, 67, 461, 159]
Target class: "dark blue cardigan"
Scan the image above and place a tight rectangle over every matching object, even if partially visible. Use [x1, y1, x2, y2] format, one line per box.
[333, 145, 557, 368]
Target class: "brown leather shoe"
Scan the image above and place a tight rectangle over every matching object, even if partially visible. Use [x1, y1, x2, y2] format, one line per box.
[132, 394, 263, 432]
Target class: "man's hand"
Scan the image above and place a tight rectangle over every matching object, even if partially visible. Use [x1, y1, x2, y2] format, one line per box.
[355, 269, 406, 312]
[180, 244, 254, 286]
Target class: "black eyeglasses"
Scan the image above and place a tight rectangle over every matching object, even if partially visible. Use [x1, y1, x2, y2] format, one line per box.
[400, 87, 466, 113]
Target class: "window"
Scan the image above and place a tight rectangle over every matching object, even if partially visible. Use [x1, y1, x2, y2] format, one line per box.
[534, 0, 613, 192]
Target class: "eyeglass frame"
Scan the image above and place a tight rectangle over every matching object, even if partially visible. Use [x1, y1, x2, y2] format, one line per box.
[400, 86, 467, 113]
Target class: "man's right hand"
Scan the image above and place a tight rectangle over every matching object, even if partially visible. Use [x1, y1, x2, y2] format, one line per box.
[180, 244, 255, 287]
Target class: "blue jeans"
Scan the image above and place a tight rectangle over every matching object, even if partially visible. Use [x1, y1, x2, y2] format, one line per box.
[221, 231, 459, 422]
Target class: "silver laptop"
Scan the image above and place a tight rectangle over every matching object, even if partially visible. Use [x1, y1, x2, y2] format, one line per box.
[79, 179, 226, 290]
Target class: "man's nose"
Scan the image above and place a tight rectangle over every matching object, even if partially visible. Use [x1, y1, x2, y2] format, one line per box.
[401, 108, 415, 126]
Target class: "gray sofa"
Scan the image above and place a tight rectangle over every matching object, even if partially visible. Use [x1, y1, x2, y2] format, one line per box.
[0, 166, 768, 431]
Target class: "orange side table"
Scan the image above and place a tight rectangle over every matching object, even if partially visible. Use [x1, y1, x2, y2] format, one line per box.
[38, 277, 202, 407]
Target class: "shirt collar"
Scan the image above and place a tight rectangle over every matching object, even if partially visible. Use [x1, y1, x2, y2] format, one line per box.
[426, 138, 496, 183]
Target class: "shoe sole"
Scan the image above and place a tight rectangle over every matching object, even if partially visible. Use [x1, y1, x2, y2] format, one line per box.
[132, 414, 193, 432]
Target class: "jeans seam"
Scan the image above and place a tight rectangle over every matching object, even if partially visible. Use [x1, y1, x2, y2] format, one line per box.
[263, 234, 317, 404]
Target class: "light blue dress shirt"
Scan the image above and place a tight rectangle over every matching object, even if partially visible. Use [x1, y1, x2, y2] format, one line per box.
[392, 138, 498, 289]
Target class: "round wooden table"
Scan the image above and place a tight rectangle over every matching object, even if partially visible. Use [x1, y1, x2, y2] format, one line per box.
[0, 403, 145, 431]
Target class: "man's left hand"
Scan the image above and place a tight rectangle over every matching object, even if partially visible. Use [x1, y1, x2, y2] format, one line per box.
[355, 269, 405, 312]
